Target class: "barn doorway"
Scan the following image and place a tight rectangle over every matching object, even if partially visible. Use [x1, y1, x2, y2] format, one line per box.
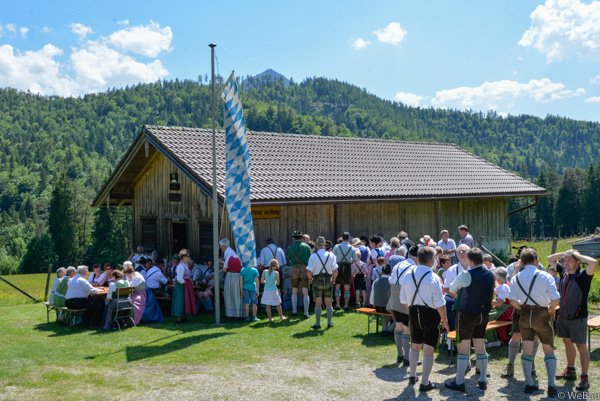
[171, 222, 188, 255]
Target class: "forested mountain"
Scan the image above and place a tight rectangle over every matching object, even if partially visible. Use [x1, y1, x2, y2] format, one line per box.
[0, 75, 599, 273]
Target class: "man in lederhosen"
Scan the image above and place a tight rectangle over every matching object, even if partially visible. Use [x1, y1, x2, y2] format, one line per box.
[306, 236, 338, 329]
[288, 230, 312, 319]
[399, 246, 450, 392]
[388, 245, 418, 365]
[332, 232, 357, 312]
[445, 247, 495, 392]
[508, 247, 560, 397]
[548, 249, 597, 391]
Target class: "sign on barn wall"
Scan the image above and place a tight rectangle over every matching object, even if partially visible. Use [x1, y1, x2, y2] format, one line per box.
[251, 206, 280, 219]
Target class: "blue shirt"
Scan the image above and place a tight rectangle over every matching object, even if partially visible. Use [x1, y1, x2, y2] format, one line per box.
[240, 267, 259, 291]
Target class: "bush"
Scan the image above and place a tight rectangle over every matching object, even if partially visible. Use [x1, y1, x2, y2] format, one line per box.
[19, 234, 57, 274]
[0, 249, 20, 275]
[590, 270, 600, 303]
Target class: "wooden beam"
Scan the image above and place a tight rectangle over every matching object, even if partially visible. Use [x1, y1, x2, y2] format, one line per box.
[126, 150, 160, 193]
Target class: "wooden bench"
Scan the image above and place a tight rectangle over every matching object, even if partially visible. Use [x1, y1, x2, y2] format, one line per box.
[446, 320, 512, 364]
[43, 302, 86, 328]
[588, 315, 600, 350]
[357, 307, 393, 335]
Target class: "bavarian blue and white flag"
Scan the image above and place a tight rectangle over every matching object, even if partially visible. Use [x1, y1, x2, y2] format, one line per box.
[220, 72, 257, 268]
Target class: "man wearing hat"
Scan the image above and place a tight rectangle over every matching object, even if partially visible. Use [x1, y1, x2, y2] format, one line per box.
[306, 236, 338, 329]
[288, 230, 312, 319]
[332, 232, 357, 311]
[135, 256, 148, 277]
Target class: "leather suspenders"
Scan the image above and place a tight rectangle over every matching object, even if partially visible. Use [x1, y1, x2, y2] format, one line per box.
[410, 270, 432, 308]
[516, 270, 542, 307]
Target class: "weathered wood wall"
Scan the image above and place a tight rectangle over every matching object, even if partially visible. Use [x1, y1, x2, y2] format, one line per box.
[132, 152, 510, 260]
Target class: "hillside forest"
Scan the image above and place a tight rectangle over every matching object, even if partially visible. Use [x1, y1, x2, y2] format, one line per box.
[0, 74, 599, 274]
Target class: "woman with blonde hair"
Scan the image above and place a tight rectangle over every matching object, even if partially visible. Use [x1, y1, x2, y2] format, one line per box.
[261, 259, 287, 322]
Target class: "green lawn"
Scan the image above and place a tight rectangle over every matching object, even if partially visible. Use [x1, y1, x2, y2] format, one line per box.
[0, 273, 47, 307]
[1, 242, 599, 400]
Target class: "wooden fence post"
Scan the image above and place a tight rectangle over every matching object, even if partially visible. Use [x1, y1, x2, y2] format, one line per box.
[551, 238, 558, 255]
[44, 264, 53, 301]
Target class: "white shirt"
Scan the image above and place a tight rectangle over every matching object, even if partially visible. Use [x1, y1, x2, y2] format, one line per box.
[399, 265, 446, 308]
[437, 238, 457, 257]
[449, 269, 473, 295]
[138, 268, 147, 280]
[332, 242, 358, 265]
[127, 271, 147, 291]
[495, 283, 510, 302]
[88, 271, 106, 284]
[306, 249, 338, 275]
[175, 262, 187, 284]
[389, 258, 416, 287]
[257, 244, 287, 267]
[223, 247, 237, 270]
[146, 266, 167, 289]
[106, 280, 128, 300]
[65, 274, 100, 299]
[508, 265, 560, 307]
[443, 261, 471, 291]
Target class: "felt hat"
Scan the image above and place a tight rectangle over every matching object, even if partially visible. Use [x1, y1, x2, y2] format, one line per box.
[408, 245, 419, 257]
[315, 236, 326, 246]
[292, 230, 303, 238]
[172, 253, 180, 261]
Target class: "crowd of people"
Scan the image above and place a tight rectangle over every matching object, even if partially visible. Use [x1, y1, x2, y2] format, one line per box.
[47, 225, 597, 395]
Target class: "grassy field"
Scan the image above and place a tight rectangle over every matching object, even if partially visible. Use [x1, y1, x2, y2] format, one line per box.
[1, 240, 599, 400]
[0, 273, 48, 307]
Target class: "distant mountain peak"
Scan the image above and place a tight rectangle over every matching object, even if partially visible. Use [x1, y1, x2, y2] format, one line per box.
[254, 69, 290, 87]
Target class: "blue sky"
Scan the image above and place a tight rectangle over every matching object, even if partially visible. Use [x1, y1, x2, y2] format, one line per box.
[1, 0, 599, 121]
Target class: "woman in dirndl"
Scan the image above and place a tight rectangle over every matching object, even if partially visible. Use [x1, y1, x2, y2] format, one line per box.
[123, 261, 147, 325]
[171, 249, 191, 323]
[221, 239, 244, 318]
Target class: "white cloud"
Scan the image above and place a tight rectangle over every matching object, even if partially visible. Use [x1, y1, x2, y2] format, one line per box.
[393, 92, 424, 107]
[0, 44, 77, 95]
[42, 26, 52, 33]
[117, 19, 130, 26]
[591, 75, 600, 84]
[107, 21, 172, 57]
[351, 37, 370, 50]
[0, 22, 172, 96]
[519, 0, 600, 62]
[431, 78, 585, 111]
[70, 40, 168, 91]
[19, 27, 28, 38]
[5, 24, 16, 33]
[70, 23, 94, 39]
[585, 96, 600, 103]
[374, 22, 407, 45]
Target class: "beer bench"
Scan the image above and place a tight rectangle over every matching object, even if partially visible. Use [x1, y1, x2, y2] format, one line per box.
[357, 307, 393, 335]
[42, 302, 86, 328]
[446, 320, 512, 364]
[588, 315, 600, 350]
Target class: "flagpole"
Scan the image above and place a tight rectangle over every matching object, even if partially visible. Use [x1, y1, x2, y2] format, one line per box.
[209, 43, 222, 326]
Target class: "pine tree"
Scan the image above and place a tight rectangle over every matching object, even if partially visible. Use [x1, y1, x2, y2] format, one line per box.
[48, 172, 77, 266]
[554, 169, 584, 237]
[86, 206, 132, 267]
[581, 162, 600, 232]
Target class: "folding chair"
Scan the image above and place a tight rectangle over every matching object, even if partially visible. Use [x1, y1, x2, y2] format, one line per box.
[111, 286, 136, 331]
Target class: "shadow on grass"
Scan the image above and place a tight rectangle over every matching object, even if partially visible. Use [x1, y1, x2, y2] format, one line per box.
[125, 332, 232, 362]
[291, 328, 326, 338]
[351, 333, 392, 348]
[84, 333, 183, 360]
[33, 321, 87, 337]
[591, 347, 600, 362]
[249, 316, 302, 329]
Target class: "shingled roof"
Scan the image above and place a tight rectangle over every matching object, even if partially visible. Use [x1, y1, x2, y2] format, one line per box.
[150, 125, 546, 201]
[93, 125, 546, 207]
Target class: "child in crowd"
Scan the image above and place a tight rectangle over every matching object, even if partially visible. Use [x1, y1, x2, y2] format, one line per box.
[351, 250, 369, 308]
[372, 256, 385, 282]
[261, 259, 287, 322]
[492, 267, 510, 307]
[547, 265, 560, 290]
[437, 255, 452, 284]
[240, 263, 260, 322]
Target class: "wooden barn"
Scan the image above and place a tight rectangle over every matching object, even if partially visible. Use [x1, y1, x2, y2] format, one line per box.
[92, 125, 546, 261]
